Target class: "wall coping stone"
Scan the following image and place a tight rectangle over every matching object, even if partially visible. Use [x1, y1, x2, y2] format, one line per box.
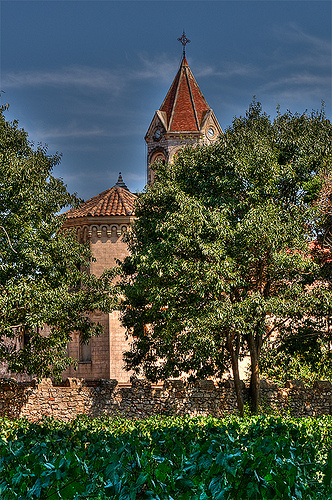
[260, 379, 278, 389]
[1, 377, 331, 391]
[163, 380, 185, 391]
[0, 378, 18, 390]
[194, 380, 216, 391]
[286, 380, 305, 389]
[219, 379, 246, 390]
[100, 379, 118, 391]
[64, 378, 86, 388]
[313, 380, 332, 391]
[130, 376, 152, 390]
[36, 378, 53, 388]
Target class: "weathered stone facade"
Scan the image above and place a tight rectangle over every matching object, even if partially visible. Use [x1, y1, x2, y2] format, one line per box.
[0, 377, 331, 422]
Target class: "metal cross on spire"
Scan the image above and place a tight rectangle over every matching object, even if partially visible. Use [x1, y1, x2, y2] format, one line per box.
[177, 30, 191, 57]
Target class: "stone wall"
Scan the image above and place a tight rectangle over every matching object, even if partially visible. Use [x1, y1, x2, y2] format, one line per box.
[0, 377, 331, 422]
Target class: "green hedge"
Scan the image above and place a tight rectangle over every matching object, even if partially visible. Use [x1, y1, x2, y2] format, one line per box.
[0, 415, 331, 499]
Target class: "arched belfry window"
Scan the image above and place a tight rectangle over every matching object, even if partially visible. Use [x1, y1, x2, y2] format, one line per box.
[151, 152, 166, 165]
[169, 146, 183, 164]
[148, 148, 167, 184]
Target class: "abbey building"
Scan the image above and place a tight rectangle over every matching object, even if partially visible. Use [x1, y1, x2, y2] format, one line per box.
[63, 45, 222, 382]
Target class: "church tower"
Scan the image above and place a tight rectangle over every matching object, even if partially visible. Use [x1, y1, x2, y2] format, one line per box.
[145, 32, 222, 184]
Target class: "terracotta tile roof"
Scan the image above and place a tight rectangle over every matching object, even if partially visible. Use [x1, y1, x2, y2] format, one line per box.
[160, 56, 210, 132]
[65, 176, 137, 219]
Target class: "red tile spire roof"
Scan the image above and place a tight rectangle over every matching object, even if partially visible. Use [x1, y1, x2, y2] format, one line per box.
[160, 55, 210, 133]
[65, 174, 136, 219]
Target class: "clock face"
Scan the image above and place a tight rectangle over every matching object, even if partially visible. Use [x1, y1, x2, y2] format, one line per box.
[207, 127, 215, 138]
[154, 129, 162, 141]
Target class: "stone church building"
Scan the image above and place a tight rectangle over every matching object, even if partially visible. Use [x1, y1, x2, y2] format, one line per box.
[62, 45, 222, 382]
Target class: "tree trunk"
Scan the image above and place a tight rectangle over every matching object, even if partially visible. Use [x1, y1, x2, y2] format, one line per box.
[247, 332, 262, 414]
[226, 334, 244, 417]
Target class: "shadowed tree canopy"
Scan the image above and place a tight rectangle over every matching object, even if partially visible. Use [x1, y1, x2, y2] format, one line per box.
[0, 106, 115, 379]
[120, 101, 332, 414]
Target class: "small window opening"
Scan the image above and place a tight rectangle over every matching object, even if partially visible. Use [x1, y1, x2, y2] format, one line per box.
[79, 337, 91, 362]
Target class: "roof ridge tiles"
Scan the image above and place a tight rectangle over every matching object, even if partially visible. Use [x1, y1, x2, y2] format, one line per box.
[65, 183, 137, 219]
[159, 56, 210, 133]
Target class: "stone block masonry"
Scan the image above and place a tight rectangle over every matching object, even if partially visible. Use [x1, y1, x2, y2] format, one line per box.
[0, 377, 331, 421]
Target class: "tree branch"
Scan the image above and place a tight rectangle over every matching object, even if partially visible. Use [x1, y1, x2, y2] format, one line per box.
[0, 226, 17, 253]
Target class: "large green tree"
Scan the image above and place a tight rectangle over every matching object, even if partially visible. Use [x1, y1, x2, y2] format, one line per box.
[120, 101, 332, 414]
[0, 106, 114, 379]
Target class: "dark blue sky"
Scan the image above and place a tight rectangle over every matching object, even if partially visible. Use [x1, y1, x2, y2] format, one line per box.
[1, 1, 331, 200]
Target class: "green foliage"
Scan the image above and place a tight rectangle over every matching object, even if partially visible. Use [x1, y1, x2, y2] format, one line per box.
[120, 100, 332, 412]
[0, 108, 116, 378]
[0, 414, 331, 499]
[260, 328, 332, 386]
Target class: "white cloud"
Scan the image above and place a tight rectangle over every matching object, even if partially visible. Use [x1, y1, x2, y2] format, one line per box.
[134, 53, 179, 82]
[195, 62, 258, 79]
[38, 125, 110, 140]
[2, 66, 124, 92]
[2, 52, 258, 96]
[260, 73, 331, 92]
[274, 22, 331, 54]
[1, 54, 179, 92]
[28, 123, 115, 144]
[31, 119, 144, 142]
[123, 171, 145, 182]
[271, 22, 331, 71]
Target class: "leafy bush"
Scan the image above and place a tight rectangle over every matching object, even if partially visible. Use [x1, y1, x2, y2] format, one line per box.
[0, 415, 331, 499]
[259, 336, 332, 387]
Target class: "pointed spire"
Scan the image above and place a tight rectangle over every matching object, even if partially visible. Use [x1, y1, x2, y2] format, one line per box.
[159, 56, 209, 132]
[115, 172, 128, 190]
